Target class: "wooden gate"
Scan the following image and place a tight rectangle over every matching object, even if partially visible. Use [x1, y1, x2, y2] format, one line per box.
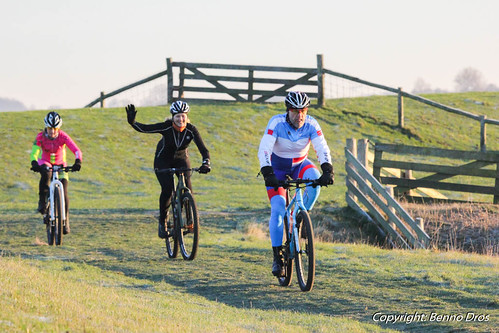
[166, 56, 324, 105]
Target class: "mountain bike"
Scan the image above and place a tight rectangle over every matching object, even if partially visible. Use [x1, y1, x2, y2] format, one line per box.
[157, 167, 200, 260]
[277, 177, 320, 292]
[36, 165, 76, 246]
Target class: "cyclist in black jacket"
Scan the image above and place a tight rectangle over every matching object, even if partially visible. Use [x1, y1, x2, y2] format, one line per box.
[125, 101, 211, 239]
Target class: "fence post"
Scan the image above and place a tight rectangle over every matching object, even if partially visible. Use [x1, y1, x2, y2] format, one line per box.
[316, 54, 325, 108]
[494, 162, 499, 204]
[100, 92, 105, 108]
[346, 138, 357, 203]
[179, 65, 185, 99]
[167, 57, 173, 103]
[398, 87, 404, 128]
[401, 169, 414, 196]
[248, 69, 254, 102]
[346, 138, 357, 157]
[480, 115, 487, 152]
[357, 139, 370, 171]
[373, 143, 383, 181]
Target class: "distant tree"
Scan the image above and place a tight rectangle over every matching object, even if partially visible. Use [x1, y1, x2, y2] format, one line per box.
[454, 67, 487, 92]
[485, 83, 499, 92]
[412, 78, 433, 94]
[0, 97, 27, 111]
[141, 84, 168, 106]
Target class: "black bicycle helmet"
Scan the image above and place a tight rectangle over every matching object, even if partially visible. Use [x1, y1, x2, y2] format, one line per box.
[170, 101, 190, 115]
[44, 111, 62, 128]
[285, 91, 311, 109]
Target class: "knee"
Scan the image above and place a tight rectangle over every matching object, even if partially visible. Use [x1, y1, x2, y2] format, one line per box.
[270, 196, 286, 212]
[303, 166, 320, 180]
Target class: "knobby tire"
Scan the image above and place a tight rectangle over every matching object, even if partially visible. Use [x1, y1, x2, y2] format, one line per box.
[178, 192, 199, 260]
[165, 205, 179, 258]
[278, 215, 293, 286]
[294, 210, 315, 291]
[54, 186, 64, 246]
[46, 201, 54, 246]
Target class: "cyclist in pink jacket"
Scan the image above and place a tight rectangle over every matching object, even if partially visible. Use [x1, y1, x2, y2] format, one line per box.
[30, 111, 82, 234]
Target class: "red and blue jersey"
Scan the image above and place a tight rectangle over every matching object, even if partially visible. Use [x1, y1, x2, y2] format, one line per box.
[257, 113, 331, 171]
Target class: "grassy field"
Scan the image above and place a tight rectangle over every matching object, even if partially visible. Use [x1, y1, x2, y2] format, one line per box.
[0, 92, 498, 332]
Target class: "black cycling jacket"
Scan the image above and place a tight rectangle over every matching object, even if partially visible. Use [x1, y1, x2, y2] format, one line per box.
[131, 119, 210, 168]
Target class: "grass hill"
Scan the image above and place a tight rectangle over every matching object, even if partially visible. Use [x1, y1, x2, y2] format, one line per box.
[0, 92, 498, 332]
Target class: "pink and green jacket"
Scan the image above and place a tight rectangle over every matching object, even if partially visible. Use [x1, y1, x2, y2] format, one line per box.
[30, 129, 82, 167]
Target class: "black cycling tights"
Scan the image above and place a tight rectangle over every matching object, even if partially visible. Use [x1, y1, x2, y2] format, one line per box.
[154, 161, 192, 223]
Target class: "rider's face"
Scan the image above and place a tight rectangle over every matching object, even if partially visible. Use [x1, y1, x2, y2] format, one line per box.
[173, 113, 188, 128]
[46, 127, 59, 140]
[288, 108, 308, 129]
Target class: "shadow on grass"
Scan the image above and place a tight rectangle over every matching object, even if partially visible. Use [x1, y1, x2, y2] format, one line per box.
[2, 209, 497, 333]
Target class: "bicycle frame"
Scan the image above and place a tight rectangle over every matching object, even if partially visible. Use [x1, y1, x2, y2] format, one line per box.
[285, 184, 309, 260]
[172, 171, 190, 228]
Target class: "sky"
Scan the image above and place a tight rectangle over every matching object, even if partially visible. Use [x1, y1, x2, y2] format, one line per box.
[1, 0, 498, 110]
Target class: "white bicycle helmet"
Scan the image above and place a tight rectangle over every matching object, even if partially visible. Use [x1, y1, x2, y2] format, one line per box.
[170, 101, 190, 115]
[44, 111, 62, 128]
[285, 91, 311, 109]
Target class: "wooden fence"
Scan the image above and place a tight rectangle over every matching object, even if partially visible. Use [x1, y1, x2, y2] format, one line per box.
[373, 143, 499, 204]
[85, 54, 499, 151]
[345, 139, 430, 249]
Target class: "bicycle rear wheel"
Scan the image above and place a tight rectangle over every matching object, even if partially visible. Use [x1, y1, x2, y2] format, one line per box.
[54, 186, 64, 246]
[165, 206, 179, 258]
[178, 192, 199, 260]
[294, 210, 315, 291]
[278, 216, 293, 286]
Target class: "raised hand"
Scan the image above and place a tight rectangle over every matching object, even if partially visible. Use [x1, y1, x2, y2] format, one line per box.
[125, 104, 137, 125]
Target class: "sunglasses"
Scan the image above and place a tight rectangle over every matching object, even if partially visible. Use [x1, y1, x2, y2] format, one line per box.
[289, 108, 308, 114]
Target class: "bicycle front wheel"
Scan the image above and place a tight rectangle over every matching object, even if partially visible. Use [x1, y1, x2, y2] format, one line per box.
[178, 192, 199, 260]
[54, 186, 64, 246]
[46, 207, 55, 246]
[165, 206, 179, 258]
[294, 210, 315, 291]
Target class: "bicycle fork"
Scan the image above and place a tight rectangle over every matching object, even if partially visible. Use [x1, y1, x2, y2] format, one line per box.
[49, 179, 66, 223]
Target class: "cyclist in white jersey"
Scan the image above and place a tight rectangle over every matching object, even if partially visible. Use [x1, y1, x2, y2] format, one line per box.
[258, 91, 334, 277]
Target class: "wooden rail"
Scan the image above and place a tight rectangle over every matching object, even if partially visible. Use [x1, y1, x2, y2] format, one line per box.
[373, 143, 499, 204]
[84, 70, 168, 108]
[345, 140, 430, 249]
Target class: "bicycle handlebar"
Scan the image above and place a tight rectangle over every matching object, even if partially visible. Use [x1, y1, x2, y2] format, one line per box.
[155, 167, 200, 174]
[31, 165, 78, 173]
[279, 178, 321, 189]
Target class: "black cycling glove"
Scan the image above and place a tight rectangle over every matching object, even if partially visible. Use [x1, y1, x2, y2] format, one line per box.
[125, 104, 137, 125]
[261, 166, 279, 189]
[318, 163, 334, 187]
[72, 159, 82, 172]
[31, 160, 40, 172]
[199, 159, 211, 174]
